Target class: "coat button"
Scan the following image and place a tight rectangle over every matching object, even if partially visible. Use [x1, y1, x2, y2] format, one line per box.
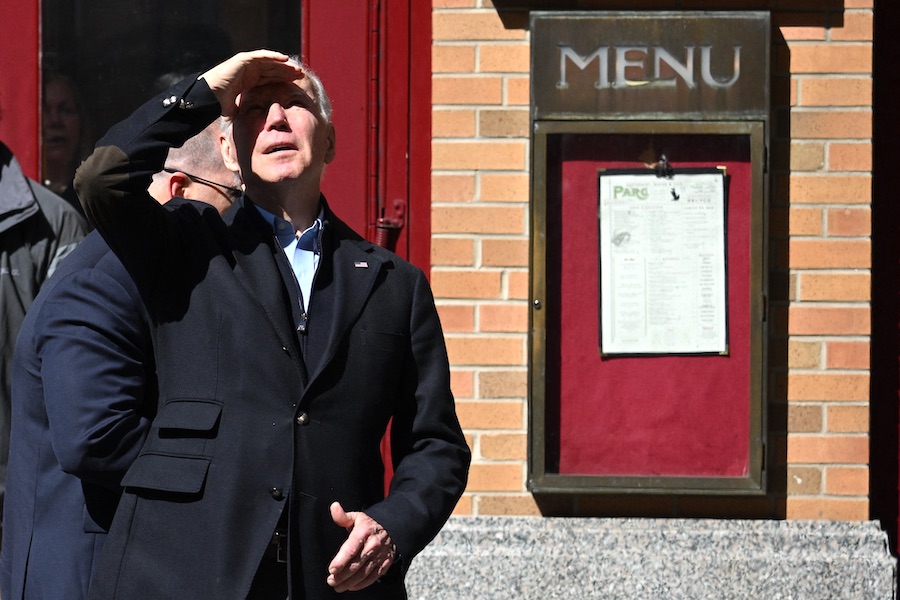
[270, 487, 284, 500]
[296, 412, 309, 426]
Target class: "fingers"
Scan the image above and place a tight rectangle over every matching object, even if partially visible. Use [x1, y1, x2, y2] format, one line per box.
[328, 537, 395, 592]
[239, 52, 304, 90]
[200, 50, 304, 117]
[327, 509, 397, 593]
[203, 50, 294, 86]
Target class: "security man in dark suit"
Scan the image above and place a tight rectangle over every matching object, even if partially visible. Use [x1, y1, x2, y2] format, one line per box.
[0, 123, 242, 600]
[75, 50, 470, 599]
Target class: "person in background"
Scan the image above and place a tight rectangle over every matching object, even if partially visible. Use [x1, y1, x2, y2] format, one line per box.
[75, 49, 469, 599]
[0, 121, 240, 600]
[41, 73, 90, 215]
[0, 130, 88, 537]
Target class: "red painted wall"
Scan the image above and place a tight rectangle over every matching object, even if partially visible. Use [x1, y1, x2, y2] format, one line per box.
[302, 0, 431, 269]
[0, 0, 40, 177]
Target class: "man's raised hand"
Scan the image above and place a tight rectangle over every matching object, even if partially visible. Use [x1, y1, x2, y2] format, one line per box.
[200, 50, 304, 118]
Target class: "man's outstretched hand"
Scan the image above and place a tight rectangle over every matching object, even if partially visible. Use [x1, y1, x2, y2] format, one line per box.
[327, 501, 398, 593]
[199, 50, 304, 118]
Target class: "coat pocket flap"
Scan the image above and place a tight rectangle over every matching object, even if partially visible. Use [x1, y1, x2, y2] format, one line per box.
[122, 453, 210, 494]
[361, 329, 405, 351]
[155, 399, 222, 432]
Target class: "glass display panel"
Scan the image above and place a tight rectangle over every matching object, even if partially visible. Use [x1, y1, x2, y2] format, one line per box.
[41, 0, 300, 197]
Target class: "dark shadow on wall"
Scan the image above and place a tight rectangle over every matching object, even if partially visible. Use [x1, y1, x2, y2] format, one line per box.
[870, 0, 900, 557]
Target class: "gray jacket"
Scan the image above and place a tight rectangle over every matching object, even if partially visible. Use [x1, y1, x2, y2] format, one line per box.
[0, 140, 88, 506]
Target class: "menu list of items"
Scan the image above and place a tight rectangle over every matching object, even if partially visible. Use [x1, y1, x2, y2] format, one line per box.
[598, 171, 728, 355]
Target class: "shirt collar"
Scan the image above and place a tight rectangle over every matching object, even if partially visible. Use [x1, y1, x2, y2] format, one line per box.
[253, 203, 324, 251]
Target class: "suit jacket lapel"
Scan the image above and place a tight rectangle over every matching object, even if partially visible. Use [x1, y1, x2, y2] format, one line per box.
[304, 220, 384, 385]
[225, 198, 307, 374]
[223, 198, 382, 389]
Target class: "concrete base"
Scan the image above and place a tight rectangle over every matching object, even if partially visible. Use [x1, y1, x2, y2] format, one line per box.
[406, 517, 897, 599]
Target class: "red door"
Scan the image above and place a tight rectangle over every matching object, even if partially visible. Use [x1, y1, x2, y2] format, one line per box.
[302, 1, 432, 487]
[0, 0, 40, 178]
[302, 0, 431, 267]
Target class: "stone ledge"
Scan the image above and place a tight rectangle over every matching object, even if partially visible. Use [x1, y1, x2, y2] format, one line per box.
[406, 517, 897, 599]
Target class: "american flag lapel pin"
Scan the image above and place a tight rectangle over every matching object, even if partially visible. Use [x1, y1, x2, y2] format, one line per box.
[354, 261, 368, 268]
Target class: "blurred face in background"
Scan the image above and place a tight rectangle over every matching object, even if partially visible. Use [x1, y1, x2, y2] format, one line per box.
[42, 77, 83, 189]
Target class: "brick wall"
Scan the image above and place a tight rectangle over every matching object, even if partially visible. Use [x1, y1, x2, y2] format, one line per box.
[774, 3, 873, 520]
[432, 0, 535, 516]
[432, 0, 873, 520]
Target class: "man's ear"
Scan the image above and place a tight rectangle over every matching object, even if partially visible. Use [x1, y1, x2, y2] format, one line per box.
[221, 132, 240, 172]
[167, 172, 191, 200]
[324, 124, 336, 165]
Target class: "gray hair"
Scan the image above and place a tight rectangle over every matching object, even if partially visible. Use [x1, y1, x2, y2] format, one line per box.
[288, 55, 332, 123]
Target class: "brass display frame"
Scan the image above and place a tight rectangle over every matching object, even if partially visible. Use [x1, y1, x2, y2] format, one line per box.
[528, 119, 769, 495]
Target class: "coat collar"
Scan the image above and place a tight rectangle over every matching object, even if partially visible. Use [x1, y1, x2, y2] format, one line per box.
[224, 195, 304, 368]
[304, 205, 386, 382]
[223, 194, 388, 387]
